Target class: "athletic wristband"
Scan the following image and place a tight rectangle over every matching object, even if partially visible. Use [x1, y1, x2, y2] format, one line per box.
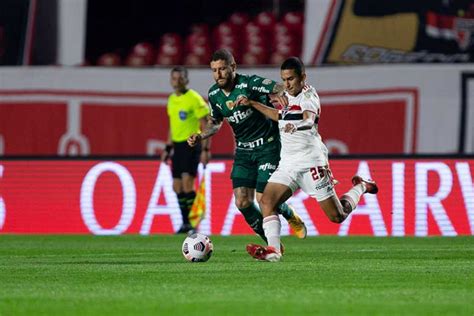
[165, 144, 173, 153]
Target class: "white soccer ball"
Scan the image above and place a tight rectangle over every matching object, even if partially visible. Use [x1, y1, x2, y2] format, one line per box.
[182, 233, 213, 262]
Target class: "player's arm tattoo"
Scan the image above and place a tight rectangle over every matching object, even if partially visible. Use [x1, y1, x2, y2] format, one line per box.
[200, 117, 223, 140]
[199, 116, 211, 150]
[248, 100, 279, 122]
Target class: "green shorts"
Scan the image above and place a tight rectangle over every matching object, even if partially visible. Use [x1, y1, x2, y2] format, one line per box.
[231, 140, 281, 193]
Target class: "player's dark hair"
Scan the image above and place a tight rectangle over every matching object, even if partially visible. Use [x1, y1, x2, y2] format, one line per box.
[171, 66, 188, 79]
[211, 49, 235, 65]
[281, 57, 305, 77]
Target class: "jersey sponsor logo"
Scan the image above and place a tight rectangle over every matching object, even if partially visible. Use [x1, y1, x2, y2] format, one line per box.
[251, 86, 271, 93]
[258, 162, 277, 171]
[235, 83, 248, 89]
[314, 180, 332, 191]
[226, 108, 253, 124]
[209, 88, 219, 96]
[179, 110, 187, 120]
[238, 137, 264, 149]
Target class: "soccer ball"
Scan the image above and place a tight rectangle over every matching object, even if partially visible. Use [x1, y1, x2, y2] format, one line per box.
[182, 233, 213, 262]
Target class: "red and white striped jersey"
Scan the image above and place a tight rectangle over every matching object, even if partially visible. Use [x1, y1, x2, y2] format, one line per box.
[278, 85, 328, 168]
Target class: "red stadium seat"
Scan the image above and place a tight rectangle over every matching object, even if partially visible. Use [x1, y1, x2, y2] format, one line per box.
[130, 42, 155, 65]
[270, 51, 287, 65]
[125, 53, 149, 67]
[255, 11, 276, 33]
[160, 33, 182, 46]
[241, 52, 267, 65]
[190, 23, 210, 35]
[282, 12, 304, 33]
[155, 53, 181, 66]
[184, 53, 207, 66]
[154, 32, 184, 65]
[244, 21, 263, 37]
[214, 22, 236, 38]
[96, 52, 121, 66]
[229, 12, 249, 27]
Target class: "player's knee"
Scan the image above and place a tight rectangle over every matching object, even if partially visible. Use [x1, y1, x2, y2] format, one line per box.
[235, 198, 252, 209]
[258, 196, 274, 216]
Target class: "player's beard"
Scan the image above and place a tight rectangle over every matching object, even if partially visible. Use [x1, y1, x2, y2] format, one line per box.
[216, 76, 232, 90]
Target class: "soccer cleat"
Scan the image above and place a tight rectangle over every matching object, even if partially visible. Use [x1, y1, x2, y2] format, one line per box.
[351, 175, 379, 194]
[246, 243, 282, 262]
[286, 206, 307, 239]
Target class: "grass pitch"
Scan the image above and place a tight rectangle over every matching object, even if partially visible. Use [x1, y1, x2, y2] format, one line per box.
[0, 235, 472, 316]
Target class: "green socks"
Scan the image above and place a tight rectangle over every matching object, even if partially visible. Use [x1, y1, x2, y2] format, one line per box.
[239, 204, 267, 242]
[277, 202, 294, 220]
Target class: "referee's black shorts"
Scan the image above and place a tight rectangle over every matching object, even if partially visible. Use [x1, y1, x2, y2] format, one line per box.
[171, 141, 201, 179]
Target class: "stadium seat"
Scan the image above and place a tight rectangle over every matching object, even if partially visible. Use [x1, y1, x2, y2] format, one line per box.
[241, 52, 266, 65]
[125, 53, 150, 67]
[184, 53, 207, 66]
[130, 42, 155, 65]
[153, 32, 184, 65]
[190, 23, 210, 35]
[229, 12, 249, 27]
[160, 33, 182, 46]
[155, 52, 181, 66]
[255, 11, 276, 33]
[117, 9, 304, 67]
[96, 52, 121, 66]
[282, 12, 304, 34]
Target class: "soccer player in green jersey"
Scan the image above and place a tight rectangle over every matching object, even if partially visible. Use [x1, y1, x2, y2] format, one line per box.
[187, 49, 307, 243]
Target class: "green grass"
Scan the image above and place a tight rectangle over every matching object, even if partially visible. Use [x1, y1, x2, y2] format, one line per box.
[0, 235, 473, 316]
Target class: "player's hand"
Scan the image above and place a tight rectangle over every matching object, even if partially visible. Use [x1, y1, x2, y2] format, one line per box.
[200, 149, 211, 166]
[161, 144, 173, 164]
[161, 152, 170, 164]
[187, 133, 202, 147]
[269, 93, 288, 107]
[234, 95, 250, 106]
[283, 123, 297, 134]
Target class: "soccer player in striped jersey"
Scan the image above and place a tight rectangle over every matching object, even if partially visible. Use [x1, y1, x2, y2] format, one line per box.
[241, 57, 379, 262]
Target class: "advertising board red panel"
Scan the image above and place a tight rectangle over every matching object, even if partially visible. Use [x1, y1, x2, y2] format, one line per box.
[0, 159, 472, 236]
[0, 88, 418, 155]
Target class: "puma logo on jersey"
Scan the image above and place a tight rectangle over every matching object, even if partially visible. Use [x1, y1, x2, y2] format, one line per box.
[226, 108, 253, 124]
[215, 103, 222, 109]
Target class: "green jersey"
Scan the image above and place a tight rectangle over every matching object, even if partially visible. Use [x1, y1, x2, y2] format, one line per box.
[208, 73, 279, 149]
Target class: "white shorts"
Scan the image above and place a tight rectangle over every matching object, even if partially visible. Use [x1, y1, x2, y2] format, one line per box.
[268, 165, 336, 201]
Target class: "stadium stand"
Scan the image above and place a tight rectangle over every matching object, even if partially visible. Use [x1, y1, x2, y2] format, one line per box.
[92, 10, 303, 66]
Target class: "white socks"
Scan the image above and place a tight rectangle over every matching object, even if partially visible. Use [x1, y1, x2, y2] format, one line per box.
[341, 183, 365, 210]
[263, 215, 282, 253]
